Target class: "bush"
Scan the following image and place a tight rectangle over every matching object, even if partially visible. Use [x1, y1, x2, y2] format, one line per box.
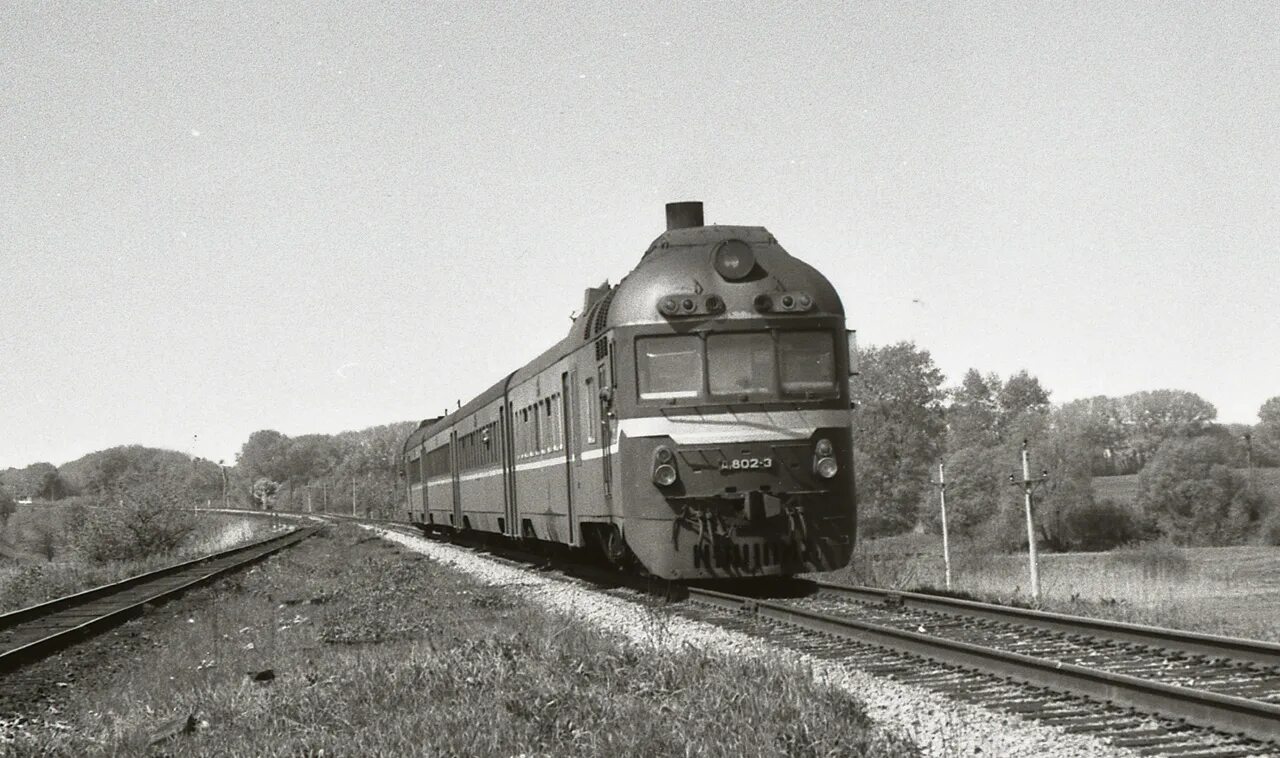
[1259, 510, 1280, 546]
[1059, 498, 1138, 551]
[1137, 436, 1260, 545]
[68, 481, 196, 563]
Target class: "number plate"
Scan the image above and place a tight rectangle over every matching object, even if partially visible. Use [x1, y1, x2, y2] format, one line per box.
[720, 457, 773, 471]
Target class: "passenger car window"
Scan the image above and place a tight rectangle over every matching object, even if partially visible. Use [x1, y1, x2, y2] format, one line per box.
[636, 335, 703, 400]
[779, 332, 837, 396]
[707, 333, 774, 397]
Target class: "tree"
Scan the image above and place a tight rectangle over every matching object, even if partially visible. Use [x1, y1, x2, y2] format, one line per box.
[946, 370, 1001, 450]
[0, 486, 16, 538]
[926, 446, 1004, 539]
[237, 430, 292, 484]
[37, 469, 68, 501]
[1023, 411, 1106, 551]
[1120, 390, 1217, 470]
[70, 479, 196, 563]
[1137, 436, 1265, 545]
[852, 342, 947, 537]
[251, 478, 281, 510]
[1259, 396, 1280, 432]
[995, 370, 1051, 441]
[1257, 397, 1280, 464]
[60, 446, 212, 497]
[1056, 396, 1131, 475]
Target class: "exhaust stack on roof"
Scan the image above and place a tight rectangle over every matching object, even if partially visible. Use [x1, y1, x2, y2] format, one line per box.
[665, 201, 704, 230]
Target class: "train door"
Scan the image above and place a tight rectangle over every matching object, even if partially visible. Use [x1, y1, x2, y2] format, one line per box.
[576, 342, 613, 511]
[501, 404, 517, 537]
[561, 370, 576, 544]
[449, 429, 462, 528]
[597, 339, 613, 503]
[419, 452, 428, 520]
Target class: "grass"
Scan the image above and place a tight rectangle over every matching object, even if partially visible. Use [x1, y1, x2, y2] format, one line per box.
[821, 534, 1280, 641]
[0, 507, 274, 614]
[11, 525, 916, 757]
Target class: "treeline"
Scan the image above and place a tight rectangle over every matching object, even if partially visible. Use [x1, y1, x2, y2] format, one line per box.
[4, 342, 1278, 555]
[853, 342, 1280, 551]
[0, 421, 418, 522]
[233, 423, 417, 518]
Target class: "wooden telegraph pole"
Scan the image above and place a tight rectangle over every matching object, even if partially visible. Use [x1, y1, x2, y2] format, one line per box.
[1009, 440, 1049, 603]
[1243, 433, 1255, 493]
[934, 462, 953, 590]
[220, 463, 230, 509]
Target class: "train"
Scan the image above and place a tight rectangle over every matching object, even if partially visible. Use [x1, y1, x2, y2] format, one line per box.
[400, 202, 857, 580]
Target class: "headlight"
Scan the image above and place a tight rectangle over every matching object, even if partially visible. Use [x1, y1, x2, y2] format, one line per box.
[712, 239, 755, 281]
[653, 463, 678, 486]
[815, 438, 833, 457]
[654, 445, 673, 464]
[815, 457, 838, 479]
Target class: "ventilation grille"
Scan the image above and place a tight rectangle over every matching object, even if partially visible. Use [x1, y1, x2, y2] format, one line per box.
[583, 288, 616, 339]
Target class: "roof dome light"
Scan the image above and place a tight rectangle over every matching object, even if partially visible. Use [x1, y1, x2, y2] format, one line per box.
[712, 239, 755, 281]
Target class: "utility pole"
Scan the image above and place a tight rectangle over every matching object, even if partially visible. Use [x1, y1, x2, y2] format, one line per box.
[934, 462, 953, 591]
[1009, 440, 1049, 603]
[1243, 433, 1255, 493]
[219, 461, 229, 510]
[307, 487, 313, 513]
[191, 436, 199, 515]
[352, 476, 357, 517]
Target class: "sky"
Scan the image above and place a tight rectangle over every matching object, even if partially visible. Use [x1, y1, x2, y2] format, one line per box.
[2, 2, 1277, 469]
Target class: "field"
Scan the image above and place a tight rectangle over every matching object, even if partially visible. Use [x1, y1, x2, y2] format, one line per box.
[1092, 466, 1280, 506]
[9, 525, 914, 756]
[821, 533, 1280, 641]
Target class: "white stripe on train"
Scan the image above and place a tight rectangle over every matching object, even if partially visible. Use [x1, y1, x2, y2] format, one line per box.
[415, 409, 846, 487]
[617, 408, 848, 444]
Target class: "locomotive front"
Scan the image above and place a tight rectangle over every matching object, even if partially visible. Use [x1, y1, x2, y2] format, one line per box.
[610, 202, 856, 579]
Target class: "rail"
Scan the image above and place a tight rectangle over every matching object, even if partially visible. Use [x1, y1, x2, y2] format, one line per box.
[688, 585, 1280, 743]
[0, 527, 317, 672]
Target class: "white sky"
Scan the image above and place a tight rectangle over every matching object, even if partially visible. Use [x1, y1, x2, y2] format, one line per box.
[2, 2, 1277, 469]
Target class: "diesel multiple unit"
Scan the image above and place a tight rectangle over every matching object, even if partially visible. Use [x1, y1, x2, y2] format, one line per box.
[401, 202, 856, 580]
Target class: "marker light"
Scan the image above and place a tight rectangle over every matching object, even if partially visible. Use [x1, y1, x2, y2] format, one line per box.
[815, 457, 839, 479]
[704, 294, 725, 313]
[653, 463, 678, 486]
[753, 293, 774, 312]
[654, 445, 674, 464]
[659, 297, 679, 316]
[712, 239, 755, 281]
[815, 438, 833, 457]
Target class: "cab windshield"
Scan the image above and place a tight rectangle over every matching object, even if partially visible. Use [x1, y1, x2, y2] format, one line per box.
[636, 331, 838, 403]
[636, 335, 703, 400]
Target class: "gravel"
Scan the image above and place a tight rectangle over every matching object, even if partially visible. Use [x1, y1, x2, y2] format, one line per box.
[371, 527, 1138, 758]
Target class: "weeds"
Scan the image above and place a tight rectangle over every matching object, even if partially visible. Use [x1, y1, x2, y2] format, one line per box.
[0, 513, 271, 613]
[819, 536, 1280, 641]
[13, 525, 916, 757]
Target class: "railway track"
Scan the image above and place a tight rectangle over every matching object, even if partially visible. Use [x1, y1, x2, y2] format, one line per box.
[208, 512, 1280, 754]
[0, 527, 317, 674]
[688, 582, 1280, 756]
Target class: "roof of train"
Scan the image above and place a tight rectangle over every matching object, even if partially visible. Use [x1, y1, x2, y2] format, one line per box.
[402, 222, 844, 454]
